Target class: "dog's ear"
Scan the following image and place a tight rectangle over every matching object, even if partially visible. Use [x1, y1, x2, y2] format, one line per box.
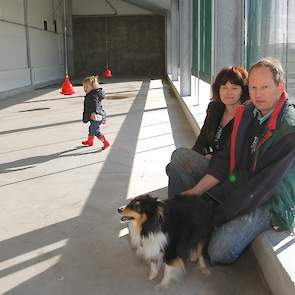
[156, 201, 165, 222]
[139, 193, 160, 203]
[141, 193, 154, 199]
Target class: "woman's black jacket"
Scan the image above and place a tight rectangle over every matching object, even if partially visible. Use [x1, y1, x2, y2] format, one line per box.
[192, 100, 233, 155]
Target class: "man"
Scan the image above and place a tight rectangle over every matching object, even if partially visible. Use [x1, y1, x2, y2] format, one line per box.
[181, 58, 295, 264]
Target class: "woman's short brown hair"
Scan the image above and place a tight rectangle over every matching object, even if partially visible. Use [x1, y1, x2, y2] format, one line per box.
[212, 66, 249, 103]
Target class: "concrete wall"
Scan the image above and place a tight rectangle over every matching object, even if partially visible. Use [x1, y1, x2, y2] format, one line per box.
[71, 0, 166, 79]
[72, 15, 165, 79]
[0, 0, 72, 97]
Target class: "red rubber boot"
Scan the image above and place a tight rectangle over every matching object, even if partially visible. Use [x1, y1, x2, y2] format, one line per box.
[82, 135, 94, 146]
[98, 135, 110, 150]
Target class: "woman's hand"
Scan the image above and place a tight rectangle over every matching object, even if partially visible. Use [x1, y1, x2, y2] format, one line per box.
[181, 174, 220, 198]
[205, 154, 213, 160]
[181, 187, 199, 197]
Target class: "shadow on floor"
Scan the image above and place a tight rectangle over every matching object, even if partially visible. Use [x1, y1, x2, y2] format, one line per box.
[1, 79, 152, 295]
[0, 86, 63, 111]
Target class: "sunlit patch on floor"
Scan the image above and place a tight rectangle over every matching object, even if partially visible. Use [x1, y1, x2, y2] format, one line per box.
[0, 239, 68, 293]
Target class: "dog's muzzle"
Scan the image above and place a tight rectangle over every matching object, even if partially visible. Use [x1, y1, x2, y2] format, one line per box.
[118, 206, 134, 223]
[117, 206, 126, 214]
[120, 216, 134, 222]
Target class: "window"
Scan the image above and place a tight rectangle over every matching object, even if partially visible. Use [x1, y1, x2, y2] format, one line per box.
[246, 0, 295, 102]
[43, 20, 48, 31]
[192, 0, 212, 82]
[54, 20, 57, 33]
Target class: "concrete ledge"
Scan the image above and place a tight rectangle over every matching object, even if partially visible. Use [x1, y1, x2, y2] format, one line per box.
[252, 231, 295, 295]
[166, 75, 295, 295]
[165, 77, 201, 137]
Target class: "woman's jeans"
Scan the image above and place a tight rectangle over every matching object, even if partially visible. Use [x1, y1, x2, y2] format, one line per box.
[166, 147, 272, 264]
[89, 120, 102, 137]
[166, 148, 210, 198]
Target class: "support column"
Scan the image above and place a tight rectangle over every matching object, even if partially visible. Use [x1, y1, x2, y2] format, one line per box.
[171, 0, 179, 81]
[179, 0, 191, 96]
[23, 0, 32, 85]
[166, 12, 171, 75]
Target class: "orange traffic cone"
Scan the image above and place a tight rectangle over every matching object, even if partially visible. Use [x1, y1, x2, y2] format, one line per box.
[60, 73, 75, 95]
[104, 65, 112, 78]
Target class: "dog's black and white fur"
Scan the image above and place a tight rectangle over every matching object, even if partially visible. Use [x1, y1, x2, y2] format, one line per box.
[118, 193, 215, 289]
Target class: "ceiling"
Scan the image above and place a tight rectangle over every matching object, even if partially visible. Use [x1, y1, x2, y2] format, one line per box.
[121, 0, 170, 15]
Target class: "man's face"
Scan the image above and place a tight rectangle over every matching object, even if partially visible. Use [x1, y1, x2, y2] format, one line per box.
[248, 66, 285, 116]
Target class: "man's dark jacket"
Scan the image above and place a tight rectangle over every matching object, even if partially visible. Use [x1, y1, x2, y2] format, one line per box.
[207, 92, 295, 231]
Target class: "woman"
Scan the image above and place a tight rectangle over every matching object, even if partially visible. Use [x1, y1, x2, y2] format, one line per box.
[166, 66, 248, 198]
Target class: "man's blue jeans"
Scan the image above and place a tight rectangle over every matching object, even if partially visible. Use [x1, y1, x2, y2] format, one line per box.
[166, 147, 272, 264]
[208, 203, 272, 263]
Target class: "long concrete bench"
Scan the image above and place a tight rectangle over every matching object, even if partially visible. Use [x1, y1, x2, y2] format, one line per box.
[167, 77, 295, 295]
[252, 230, 295, 295]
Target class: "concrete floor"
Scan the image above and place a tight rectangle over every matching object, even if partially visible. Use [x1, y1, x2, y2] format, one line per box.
[0, 79, 271, 295]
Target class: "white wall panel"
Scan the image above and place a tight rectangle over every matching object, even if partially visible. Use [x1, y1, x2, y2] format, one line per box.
[32, 64, 64, 84]
[0, 0, 25, 23]
[0, 68, 31, 92]
[0, 21, 27, 70]
[29, 29, 62, 67]
[27, 0, 54, 30]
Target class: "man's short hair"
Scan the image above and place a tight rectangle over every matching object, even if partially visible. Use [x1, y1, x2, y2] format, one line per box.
[248, 57, 284, 85]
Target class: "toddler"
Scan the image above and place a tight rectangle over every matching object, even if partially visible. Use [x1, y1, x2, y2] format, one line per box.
[82, 76, 110, 150]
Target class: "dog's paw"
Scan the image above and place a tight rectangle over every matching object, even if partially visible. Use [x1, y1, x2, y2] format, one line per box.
[148, 272, 157, 281]
[154, 283, 168, 291]
[136, 247, 143, 258]
[198, 267, 211, 276]
[149, 267, 159, 281]
[149, 261, 161, 280]
[189, 249, 198, 262]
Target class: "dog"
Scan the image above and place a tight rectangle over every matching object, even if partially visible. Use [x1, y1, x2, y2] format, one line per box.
[118, 193, 216, 289]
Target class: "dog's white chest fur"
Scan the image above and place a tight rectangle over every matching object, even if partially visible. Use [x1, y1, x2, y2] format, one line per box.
[139, 232, 167, 260]
[128, 222, 141, 249]
[128, 223, 167, 261]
